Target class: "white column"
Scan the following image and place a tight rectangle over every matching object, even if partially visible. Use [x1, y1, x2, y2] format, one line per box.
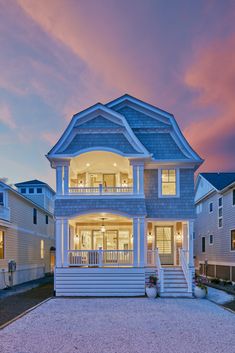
[139, 218, 146, 267]
[182, 222, 188, 250]
[133, 165, 138, 194]
[56, 166, 63, 195]
[133, 218, 139, 267]
[55, 219, 62, 267]
[63, 165, 69, 195]
[63, 219, 69, 267]
[188, 221, 194, 267]
[138, 165, 144, 195]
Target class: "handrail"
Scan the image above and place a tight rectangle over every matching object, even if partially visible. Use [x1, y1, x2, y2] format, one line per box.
[68, 186, 133, 195]
[67, 249, 134, 267]
[179, 248, 193, 293]
[155, 248, 164, 293]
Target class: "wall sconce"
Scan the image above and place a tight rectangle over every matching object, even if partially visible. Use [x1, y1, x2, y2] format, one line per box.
[176, 232, 182, 241]
[74, 234, 79, 242]
[148, 232, 153, 241]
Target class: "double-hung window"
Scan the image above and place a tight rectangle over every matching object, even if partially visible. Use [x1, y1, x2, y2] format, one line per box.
[160, 169, 178, 197]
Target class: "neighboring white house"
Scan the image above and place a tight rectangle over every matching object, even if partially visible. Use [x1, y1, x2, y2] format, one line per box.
[195, 172, 235, 282]
[47, 94, 203, 297]
[0, 180, 55, 289]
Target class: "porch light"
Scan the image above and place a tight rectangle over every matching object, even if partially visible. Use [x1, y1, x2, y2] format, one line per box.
[176, 232, 182, 241]
[148, 232, 152, 240]
[86, 163, 90, 167]
[113, 163, 117, 167]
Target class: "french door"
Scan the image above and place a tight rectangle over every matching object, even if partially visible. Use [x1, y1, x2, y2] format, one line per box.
[155, 226, 174, 265]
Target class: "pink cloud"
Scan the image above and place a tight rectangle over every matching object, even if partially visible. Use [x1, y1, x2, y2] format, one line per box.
[184, 35, 235, 171]
[0, 103, 16, 129]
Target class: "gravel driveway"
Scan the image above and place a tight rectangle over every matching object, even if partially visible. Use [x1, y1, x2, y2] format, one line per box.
[0, 298, 234, 353]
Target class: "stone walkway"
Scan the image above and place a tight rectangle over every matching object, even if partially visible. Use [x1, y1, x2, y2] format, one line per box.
[0, 297, 234, 353]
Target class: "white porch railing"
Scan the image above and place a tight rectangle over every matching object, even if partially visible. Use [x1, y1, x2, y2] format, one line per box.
[179, 248, 193, 293]
[155, 248, 164, 293]
[147, 250, 156, 266]
[69, 185, 133, 195]
[68, 250, 133, 267]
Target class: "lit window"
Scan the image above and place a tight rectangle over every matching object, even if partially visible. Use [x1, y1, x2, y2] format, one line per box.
[231, 230, 235, 251]
[0, 230, 4, 259]
[161, 169, 177, 196]
[40, 240, 44, 259]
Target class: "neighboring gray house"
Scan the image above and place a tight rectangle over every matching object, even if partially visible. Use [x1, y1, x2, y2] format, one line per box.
[195, 173, 235, 281]
[0, 180, 55, 289]
[47, 94, 203, 297]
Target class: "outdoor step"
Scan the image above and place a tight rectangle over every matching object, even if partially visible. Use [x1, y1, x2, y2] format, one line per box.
[164, 275, 185, 280]
[160, 292, 193, 298]
[164, 287, 188, 292]
[164, 283, 188, 288]
[164, 278, 187, 283]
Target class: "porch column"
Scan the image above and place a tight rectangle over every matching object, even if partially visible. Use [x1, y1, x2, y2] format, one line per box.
[139, 218, 146, 267]
[56, 166, 63, 195]
[55, 219, 62, 267]
[188, 221, 194, 267]
[63, 219, 69, 267]
[133, 217, 139, 267]
[138, 164, 144, 195]
[133, 165, 138, 194]
[63, 164, 70, 195]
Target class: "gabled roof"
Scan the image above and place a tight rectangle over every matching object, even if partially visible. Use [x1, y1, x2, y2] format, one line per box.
[200, 172, 235, 191]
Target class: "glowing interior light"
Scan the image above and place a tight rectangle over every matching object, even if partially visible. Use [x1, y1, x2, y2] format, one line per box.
[86, 163, 90, 167]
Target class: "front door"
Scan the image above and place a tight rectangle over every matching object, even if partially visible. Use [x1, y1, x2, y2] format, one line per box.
[155, 226, 174, 265]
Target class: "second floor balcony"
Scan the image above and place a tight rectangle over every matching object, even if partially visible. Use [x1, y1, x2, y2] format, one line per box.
[54, 151, 145, 197]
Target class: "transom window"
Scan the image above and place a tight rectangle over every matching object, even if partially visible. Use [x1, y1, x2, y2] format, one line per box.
[161, 169, 177, 196]
[0, 230, 4, 259]
[231, 230, 235, 251]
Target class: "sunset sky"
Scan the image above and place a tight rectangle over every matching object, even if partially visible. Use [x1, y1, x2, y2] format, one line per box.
[0, 0, 235, 189]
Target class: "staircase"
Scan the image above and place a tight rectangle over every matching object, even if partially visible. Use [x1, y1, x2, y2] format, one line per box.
[55, 267, 146, 297]
[160, 267, 193, 298]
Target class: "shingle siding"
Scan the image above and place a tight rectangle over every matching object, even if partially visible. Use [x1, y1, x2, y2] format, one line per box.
[144, 169, 195, 219]
[58, 133, 141, 154]
[76, 115, 122, 129]
[55, 198, 147, 218]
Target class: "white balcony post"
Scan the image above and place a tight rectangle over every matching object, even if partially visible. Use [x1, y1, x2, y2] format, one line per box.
[63, 164, 69, 195]
[139, 217, 145, 267]
[55, 219, 62, 267]
[63, 219, 69, 267]
[138, 164, 144, 195]
[56, 166, 63, 195]
[133, 165, 138, 194]
[188, 221, 194, 267]
[133, 217, 139, 267]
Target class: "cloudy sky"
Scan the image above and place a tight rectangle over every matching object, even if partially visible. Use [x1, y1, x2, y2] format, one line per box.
[0, 0, 235, 188]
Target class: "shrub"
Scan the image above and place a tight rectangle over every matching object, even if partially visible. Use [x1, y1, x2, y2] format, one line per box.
[210, 278, 221, 285]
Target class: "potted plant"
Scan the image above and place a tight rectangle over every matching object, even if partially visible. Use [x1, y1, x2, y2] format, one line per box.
[194, 275, 208, 299]
[146, 275, 158, 298]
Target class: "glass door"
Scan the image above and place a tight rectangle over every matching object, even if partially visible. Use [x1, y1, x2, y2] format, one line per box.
[105, 230, 118, 263]
[92, 230, 104, 249]
[103, 174, 116, 188]
[155, 226, 174, 265]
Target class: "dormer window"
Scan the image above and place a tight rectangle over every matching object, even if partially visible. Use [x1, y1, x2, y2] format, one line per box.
[37, 188, 42, 194]
[21, 188, 26, 194]
[29, 188, 34, 194]
[159, 169, 179, 197]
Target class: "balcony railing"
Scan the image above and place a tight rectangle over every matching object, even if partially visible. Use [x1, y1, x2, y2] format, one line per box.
[68, 250, 133, 267]
[0, 206, 10, 222]
[69, 185, 133, 195]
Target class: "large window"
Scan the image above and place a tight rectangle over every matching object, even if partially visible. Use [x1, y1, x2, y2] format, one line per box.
[40, 240, 44, 259]
[231, 230, 235, 251]
[161, 169, 177, 196]
[0, 230, 4, 259]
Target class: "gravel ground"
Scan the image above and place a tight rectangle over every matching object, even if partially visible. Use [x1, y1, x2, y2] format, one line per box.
[0, 297, 234, 353]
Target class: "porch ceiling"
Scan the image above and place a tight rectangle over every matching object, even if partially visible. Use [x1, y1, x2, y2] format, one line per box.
[70, 212, 132, 225]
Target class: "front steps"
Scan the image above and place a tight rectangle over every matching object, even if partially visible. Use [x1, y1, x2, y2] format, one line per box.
[160, 267, 193, 298]
[55, 267, 146, 297]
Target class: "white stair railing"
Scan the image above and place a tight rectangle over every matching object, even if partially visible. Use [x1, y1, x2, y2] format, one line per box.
[179, 249, 193, 293]
[155, 248, 164, 293]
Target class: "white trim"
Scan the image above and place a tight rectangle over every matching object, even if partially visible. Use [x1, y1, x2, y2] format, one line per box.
[198, 260, 235, 267]
[55, 194, 145, 200]
[158, 168, 180, 198]
[218, 196, 223, 229]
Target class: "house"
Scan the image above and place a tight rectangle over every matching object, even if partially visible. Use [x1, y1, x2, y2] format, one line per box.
[47, 94, 203, 297]
[195, 172, 235, 282]
[0, 180, 55, 289]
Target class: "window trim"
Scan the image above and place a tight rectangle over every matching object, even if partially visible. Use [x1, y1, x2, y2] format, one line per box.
[158, 168, 180, 198]
[218, 196, 223, 229]
[0, 229, 5, 259]
[231, 229, 235, 252]
[209, 234, 214, 245]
